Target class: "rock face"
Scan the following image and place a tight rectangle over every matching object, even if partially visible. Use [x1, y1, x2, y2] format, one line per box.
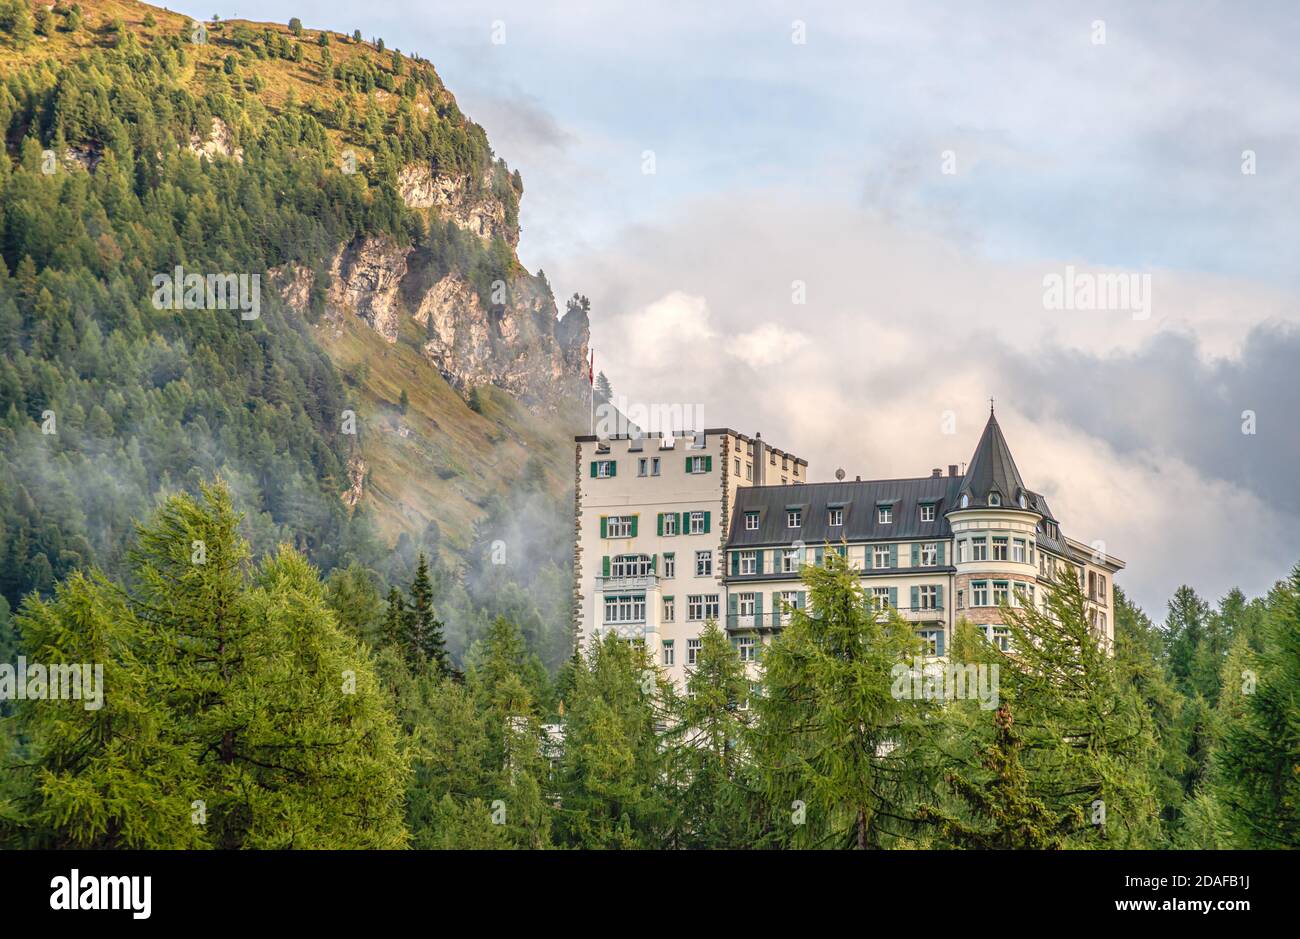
[188, 117, 244, 164]
[398, 164, 517, 247]
[276, 160, 589, 411]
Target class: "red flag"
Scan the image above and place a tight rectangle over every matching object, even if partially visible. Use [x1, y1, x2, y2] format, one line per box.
[588, 349, 594, 384]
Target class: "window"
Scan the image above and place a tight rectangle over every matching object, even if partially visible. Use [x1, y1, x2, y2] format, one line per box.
[782, 548, 801, 573]
[782, 457, 789, 471]
[787, 509, 802, 528]
[992, 536, 1008, 561]
[779, 590, 800, 616]
[663, 597, 675, 622]
[769, 452, 776, 466]
[594, 460, 615, 478]
[746, 463, 753, 481]
[610, 554, 652, 577]
[918, 585, 939, 611]
[871, 586, 892, 610]
[988, 492, 1001, 507]
[1018, 493, 1027, 508]
[604, 594, 645, 624]
[745, 512, 760, 531]
[662, 513, 678, 536]
[687, 594, 719, 621]
[987, 626, 1011, 651]
[920, 542, 937, 566]
[873, 546, 890, 568]
[972, 581, 989, 606]
[606, 516, 633, 538]
[688, 511, 706, 535]
[736, 636, 756, 662]
[734, 458, 741, 475]
[737, 593, 756, 616]
[1012, 538, 1027, 563]
[687, 638, 701, 665]
[960, 493, 970, 508]
[662, 639, 675, 665]
[958, 539, 969, 563]
[688, 455, 710, 474]
[920, 504, 936, 522]
[828, 508, 844, 527]
[739, 551, 757, 575]
[993, 581, 1009, 606]
[695, 551, 713, 576]
[1012, 583, 1034, 608]
[878, 505, 893, 524]
[956, 588, 965, 610]
[972, 537, 988, 561]
[652, 457, 660, 476]
[663, 553, 675, 578]
[918, 628, 942, 656]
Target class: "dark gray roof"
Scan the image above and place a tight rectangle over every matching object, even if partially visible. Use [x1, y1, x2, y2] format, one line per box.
[958, 411, 1028, 510]
[729, 475, 964, 546]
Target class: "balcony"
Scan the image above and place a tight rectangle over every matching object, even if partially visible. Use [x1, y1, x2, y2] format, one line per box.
[726, 612, 794, 631]
[595, 574, 659, 592]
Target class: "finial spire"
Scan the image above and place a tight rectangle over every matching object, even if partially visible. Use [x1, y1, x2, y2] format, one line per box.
[989, 396, 995, 415]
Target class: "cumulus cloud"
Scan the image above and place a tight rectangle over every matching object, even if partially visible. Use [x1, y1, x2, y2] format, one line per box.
[557, 191, 1300, 613]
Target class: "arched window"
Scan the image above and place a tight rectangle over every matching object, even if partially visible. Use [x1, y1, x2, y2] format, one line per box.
[611, 554, 653, 578]
[960, 493, 969, 508]
[988, 491, 1001, 506]
[1018, 492, 1027, 508]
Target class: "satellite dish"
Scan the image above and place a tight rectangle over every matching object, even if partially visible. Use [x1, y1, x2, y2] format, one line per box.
[835, 468, 846, 481]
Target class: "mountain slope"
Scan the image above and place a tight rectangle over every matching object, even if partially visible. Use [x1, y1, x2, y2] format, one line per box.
[0, 0, 589, 647]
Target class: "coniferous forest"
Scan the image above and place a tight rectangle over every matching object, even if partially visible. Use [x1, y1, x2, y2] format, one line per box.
[0, 3, 1297, 857]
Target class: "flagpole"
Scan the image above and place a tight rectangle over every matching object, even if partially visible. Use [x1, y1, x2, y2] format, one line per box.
[589, 349, 595, 436]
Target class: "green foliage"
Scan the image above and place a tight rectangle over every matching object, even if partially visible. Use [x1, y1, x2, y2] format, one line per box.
[750, 553, 934, 849]
[1, 481, 409, 848]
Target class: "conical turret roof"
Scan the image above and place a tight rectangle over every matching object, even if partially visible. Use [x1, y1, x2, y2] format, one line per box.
[957, 408, 1028, 509]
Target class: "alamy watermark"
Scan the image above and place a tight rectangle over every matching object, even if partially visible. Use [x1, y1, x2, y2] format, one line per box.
[151, 266, 261, 320]
[891, 657, 1000, 709]
[1, 657, 104, 711]
[594, 396, 705, 442]
[1042, 265, 1150, 321]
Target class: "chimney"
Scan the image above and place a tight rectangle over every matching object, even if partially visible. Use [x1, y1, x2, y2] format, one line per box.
[931, 468, 942, 478]
[753, 433, 765, 485]
[855, 475, 861, 482]
[948, 464, 959, 477]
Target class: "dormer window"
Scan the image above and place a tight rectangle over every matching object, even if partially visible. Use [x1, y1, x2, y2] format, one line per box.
[988, 492, 1001, 507]
[1018, 492, 1027, 509]
[960, 493, 970, 508]
[878, 506, 893, 524]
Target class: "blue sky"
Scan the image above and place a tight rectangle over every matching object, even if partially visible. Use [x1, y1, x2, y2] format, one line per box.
[184, 1, 1300, 614]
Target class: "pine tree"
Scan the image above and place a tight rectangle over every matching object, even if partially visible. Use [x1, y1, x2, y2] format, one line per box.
[676, 622, 759, 848]
[382, 585, 405, 650]
[5, 482, 410, 848]
[995, 566, 1161, 847]
[1215, 564, 1300, 847]
[919, 694, 1083, 848]
[554, 634, 677, 848]
[594, 371, 612, 403]
[402, 552, 448, 673]
[751, 552, 933, 849]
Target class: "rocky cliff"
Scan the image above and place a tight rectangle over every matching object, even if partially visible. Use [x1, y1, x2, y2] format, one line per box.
[278, 163, 588, 411]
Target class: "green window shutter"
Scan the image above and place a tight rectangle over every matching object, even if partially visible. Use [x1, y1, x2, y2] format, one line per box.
[602, 556, 611, 577]
[936, 629, 946, 656]
[938, 542, 946, 565]
[608, 460, 616, 477]
[889, 586, 898, 608]
[728, 593, 738, 615]
[590, 461, 598, 477]
[599, 516, 607, 538]
[864, 547, 872, 570]
[630, 515, 638, 537]
[911, 543, 919, 567]
[936, 584, 945, 609]
[677, 512, 684, 534]
[651, 554, 658, 573]
[910, 586, 920, 610]
[686, 456, 692, 473]
[889, 544, 898, 568]
[814, 547, 824, 566]
[797, 590, 807, 609]
[704, 455, 713, 472]
[657, 513, 663, 536]
[703, 511, 711, 533]
[754, 593, 764, 620]
[730, 552, 739, 576]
